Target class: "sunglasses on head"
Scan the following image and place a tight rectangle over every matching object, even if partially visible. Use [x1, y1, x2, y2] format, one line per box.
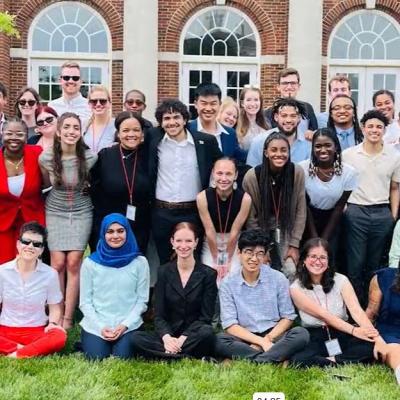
[89, 98, 108, 106]
[20, 238, 44, 248]
[125, 99, 144, 107]
[18, 99, 37, 107]
[36, 116, 55, 127]
[61, 75, 80, 82]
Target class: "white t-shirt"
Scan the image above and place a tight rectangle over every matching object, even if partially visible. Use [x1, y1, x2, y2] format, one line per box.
[291, 273, 349, 328]
[300, 160, 358, 210]
[383, 119, 400, 145]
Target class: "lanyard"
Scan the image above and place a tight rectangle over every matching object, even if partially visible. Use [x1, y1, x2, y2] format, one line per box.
[215, 190, 233, 240]
[269, 181, 282, 228]
[312, 289, 332, 340]
[119, 145, 138, 205]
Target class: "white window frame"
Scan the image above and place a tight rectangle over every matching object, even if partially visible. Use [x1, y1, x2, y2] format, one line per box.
[179, 6, 261, 101]
[28, 1, 112, 93]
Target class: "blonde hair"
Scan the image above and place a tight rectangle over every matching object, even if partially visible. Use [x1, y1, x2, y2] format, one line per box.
[217, 97, 239, 126]
[86, 85, 112, 131]
[60, 61, 80, 71]
[236, 86, 270, 143]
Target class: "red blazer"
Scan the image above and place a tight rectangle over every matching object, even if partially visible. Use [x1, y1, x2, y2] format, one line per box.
[0, 145, 45, 232]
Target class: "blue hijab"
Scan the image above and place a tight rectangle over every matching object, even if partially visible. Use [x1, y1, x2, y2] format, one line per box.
[89, 213, 141, 268]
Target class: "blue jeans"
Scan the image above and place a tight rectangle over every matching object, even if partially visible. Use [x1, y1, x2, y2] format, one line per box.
[81, 329, 136, 360]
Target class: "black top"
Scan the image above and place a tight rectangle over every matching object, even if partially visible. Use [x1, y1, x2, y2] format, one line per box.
[27, 134, 41, 145]
[90, 143, 151, 217]
[154, 261, 217, 338]
[205, 187, 245, 233]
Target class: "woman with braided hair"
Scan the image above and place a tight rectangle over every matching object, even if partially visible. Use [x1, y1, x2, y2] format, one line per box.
[299, 128, 358, 254]
[242, 132, 306, 281]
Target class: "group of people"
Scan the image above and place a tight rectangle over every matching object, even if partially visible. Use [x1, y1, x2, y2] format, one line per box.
[0, 61, 400, 385]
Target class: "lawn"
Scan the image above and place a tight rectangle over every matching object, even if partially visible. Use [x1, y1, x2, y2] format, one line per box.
[0, 327, 398, 400]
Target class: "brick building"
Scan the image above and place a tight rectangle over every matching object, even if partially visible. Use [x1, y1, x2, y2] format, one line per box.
[0, 0, 399, 120]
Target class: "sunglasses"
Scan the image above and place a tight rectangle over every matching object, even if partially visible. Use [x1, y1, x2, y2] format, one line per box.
[125, 99, 144, 107]
[89, 98, 108, 106]
[61, 75, 80, 82]
[36, 116, 55, 127]
[20, 238, 44, 248]
[18, 99, 37, 107]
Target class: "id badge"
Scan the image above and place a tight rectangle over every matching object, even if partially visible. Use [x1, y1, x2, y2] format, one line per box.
[325, 338, 342, 357]
[126, 204, 136, 221]
[275, 227, 281, 244]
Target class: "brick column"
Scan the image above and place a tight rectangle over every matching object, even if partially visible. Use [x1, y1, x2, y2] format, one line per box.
[0, 0, 11, 112]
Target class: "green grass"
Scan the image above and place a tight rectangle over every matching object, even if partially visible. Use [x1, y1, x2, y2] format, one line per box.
[0, 326, 397, 400]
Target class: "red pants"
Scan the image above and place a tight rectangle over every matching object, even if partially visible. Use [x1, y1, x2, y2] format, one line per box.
[0, 325, 67, 358]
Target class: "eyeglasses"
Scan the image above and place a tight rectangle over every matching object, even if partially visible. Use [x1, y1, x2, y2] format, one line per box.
[242, 249, 266, 259]
[307, 254, 328, 263]
[125, 99, 144, 107]
[61, 75, 80, 82]
[20, 238, 44, 248]
[279, 81, 299, 87]
[18, 99, 37, 107]
[89, 98, 108, 106]
[3, 131, 26, 138]
[36, 116, 55, 127]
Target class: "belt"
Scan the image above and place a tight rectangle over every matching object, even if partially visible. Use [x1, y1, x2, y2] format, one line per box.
[350, 203, 389, 208]
[155, 200, 197, 210]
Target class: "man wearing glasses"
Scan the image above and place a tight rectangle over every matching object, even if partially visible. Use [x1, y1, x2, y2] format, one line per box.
[0, 222, 66, 358]
[215, 229, 309, 363]
[48, 61, 91, 127]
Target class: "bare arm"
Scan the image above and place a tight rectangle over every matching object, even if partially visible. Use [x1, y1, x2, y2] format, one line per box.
[39, 164, 52, 189]
[267, 318, 293, 341]
[226, 324, 265, 347]
[390, 180, 399, 220]
[196, 191, 218, 263]
[48, 303, 62, 325]
[226, 194, 252, 262]
[365, 275, 383, 322]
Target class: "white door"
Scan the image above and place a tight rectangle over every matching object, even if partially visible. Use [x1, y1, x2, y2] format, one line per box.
[30, 59, 110, 104]
[329, 66, 400, 116]
[181, 63, 258, 117]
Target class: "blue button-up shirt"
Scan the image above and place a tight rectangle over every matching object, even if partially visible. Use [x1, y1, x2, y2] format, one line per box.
[219, 265, 297, 333]
[336, 127, 356, 151]
[246, 129, 312, 167]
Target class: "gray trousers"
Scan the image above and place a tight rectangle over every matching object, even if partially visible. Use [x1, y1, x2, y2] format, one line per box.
[215, 326, 309, 363]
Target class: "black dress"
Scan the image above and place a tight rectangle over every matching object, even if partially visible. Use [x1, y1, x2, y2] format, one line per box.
[90, 143, 151, 252]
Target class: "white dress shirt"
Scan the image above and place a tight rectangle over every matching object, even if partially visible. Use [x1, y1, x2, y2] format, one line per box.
[48, 93, 91, 129]
[156, 130, 201, 202]
[0, 259, 63, 327]
[196, 117, 229, 151]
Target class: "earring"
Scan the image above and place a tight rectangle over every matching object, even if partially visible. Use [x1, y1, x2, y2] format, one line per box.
[233, 181, 238, 190]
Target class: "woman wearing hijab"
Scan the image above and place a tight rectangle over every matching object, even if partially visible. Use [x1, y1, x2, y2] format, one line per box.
[79, 213, 150, 360]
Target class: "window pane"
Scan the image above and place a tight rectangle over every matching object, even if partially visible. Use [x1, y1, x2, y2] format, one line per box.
[347, 15, 362, 34]
[81, 68, 89, 84]
[387, 39, 400, 60]
[360, 45, 373, 59]
[201, 71, 212, 82]
[63, 5, 78, 23]
[226, 36, 238, 56]
[189, 88, 196, 104]
[374, 40, 385, 59]
[239, 71, 250, 87]
[64, 37, 77, 52]
[190, 70, 200, 86]
[227, 89, 237, 100]
[373, 74, 384, 91]
[51, 67, 60, 83]
[330, 38, 347, 58]
[91, 68, 102, 85]
[214, 41, 227, 56]
[51, 85, 62, 100]
[360, 14, 374, 31]
[38, 85, 50, 102]
[90, 32, 108, 53]
[38, 66, 50, 83]
[227, 71, 238, 87]
[32, 31, 50, 51]
[239, 37, 256, 57]
[386, 75, 396, 90]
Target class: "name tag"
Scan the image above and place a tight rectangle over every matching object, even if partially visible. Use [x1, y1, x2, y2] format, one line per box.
[126, 204, 136, 221]
[325, 338, 342, 357]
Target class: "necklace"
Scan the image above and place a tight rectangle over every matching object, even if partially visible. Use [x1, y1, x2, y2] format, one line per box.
[317, 168, 334, 179]
[5, 157, 23, 171]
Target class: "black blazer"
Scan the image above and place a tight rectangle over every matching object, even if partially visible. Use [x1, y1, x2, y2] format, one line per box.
[154, 261, 217, 338]
[147, 127, 222, 199]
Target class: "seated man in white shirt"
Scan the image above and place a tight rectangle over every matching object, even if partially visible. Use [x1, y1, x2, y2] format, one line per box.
[0, 222, 66, 358]
[48, 61, 91, 128]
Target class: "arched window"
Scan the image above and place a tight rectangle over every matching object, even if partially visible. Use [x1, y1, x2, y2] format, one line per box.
[180, 7, 260, 115]
[329, 11, 400, 113]
[29, 1, 111, 102]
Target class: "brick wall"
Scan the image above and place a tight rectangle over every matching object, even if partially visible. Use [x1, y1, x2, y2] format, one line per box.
[3, 0, 124, 115]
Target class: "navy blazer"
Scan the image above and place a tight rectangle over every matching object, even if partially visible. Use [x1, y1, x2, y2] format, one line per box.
[154, 261, 217, 338]
[147, 126, 222, 199]
[188, 119, 246, 163]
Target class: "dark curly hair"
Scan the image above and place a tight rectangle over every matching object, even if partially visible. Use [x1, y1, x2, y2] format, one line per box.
[360, 109, 389, 127]
[296, 238, 335, 293]
[154, 99, 190, 127]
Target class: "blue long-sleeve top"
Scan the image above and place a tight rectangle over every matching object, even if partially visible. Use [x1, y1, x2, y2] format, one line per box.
[79, 255, 150, 337]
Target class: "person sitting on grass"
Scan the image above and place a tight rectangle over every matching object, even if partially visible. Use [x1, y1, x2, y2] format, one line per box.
[214, 229, 309, 363]
[0, 221, 66, 358]
[79, 213, 150, 360]
[290, 238, 400, 385]
[131, 222, 217, 360]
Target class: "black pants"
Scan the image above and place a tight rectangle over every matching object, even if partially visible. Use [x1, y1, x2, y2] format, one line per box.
[344, 204, 394, 305]
[131, 325, 215, 360]
[290, 326, 375, 367]
[151, 207, 202, 264]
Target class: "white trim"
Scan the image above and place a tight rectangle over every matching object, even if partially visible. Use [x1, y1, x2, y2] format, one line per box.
[321, 56, 328, 65]
[260, 55, 285, 65]
[330, 59, 400, 67]
[180, 55, 259, 64]
[216, 0, 226, 5]
[10, 48, 28, 58]
[112, 51, 123, 60]
[29, 51, 110, 61]
[365, 0, 376, 9]
[180, 5, 261, 59]
[328, 9, 400, 64]
[158, 52, 180, 62]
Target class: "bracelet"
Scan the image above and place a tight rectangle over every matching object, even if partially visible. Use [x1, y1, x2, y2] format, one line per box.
[48, 321, 58, 325]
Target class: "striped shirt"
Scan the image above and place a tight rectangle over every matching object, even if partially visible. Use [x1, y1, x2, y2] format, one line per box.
[219, 264, 297, 333]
